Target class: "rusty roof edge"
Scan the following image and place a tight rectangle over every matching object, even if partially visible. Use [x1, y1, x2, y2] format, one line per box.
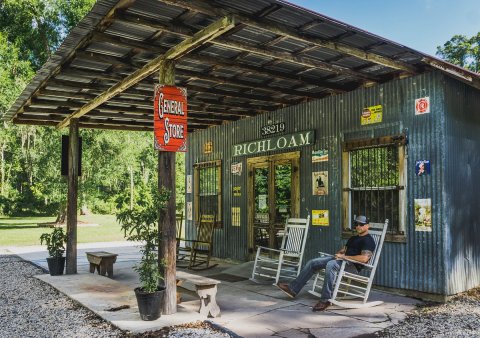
[278, 0, 480, 84]
[2, 0, 121, 122]
[421, 56, 480, 89]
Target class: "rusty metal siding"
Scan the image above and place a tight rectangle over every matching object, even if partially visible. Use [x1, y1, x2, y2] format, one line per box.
[443, 76, 480, 295]
[186, 71, 451, 294]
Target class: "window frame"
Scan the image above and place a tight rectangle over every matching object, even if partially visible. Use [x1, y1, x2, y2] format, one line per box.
[342, 135, 407, 242]
[193, 160, 222, 228]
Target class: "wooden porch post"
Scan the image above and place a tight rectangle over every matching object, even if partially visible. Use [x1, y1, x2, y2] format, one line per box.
[158, 60, 177, 315]
[66, 118, 79, 274]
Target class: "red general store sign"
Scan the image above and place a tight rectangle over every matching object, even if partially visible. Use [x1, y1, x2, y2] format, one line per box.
[154, 85, 188, 152]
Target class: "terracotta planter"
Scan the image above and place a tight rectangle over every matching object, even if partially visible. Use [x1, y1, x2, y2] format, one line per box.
[134, 287, 165, 321]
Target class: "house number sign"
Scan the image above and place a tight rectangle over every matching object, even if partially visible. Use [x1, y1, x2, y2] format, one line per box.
[261, 122, 285, 136]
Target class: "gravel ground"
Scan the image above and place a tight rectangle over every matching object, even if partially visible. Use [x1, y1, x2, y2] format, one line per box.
[4, 253, 480, 338]
[0, 255, 232, 338]
[375, 288, 480, 337]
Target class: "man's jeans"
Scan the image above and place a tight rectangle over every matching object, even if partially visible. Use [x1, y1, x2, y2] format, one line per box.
[288, 256, 358, 301]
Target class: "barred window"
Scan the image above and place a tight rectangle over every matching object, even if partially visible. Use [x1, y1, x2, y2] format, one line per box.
[194, 160, 222, 228]
[343, 136, 406, 237]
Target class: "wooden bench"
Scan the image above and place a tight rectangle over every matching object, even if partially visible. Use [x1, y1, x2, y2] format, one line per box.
[85, 251, 118, 278]
[177, 270, 221, 317]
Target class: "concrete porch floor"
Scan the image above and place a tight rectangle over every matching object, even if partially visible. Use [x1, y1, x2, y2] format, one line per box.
[5, 242, 420, 338]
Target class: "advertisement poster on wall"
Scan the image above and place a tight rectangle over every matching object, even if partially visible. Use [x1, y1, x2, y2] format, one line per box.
[187, 202, 193, 221]
[312, 171, 328, 195]
[360, 105, 383, 125]
[232, 207, 241, 227]
[186, 175, 192, 193]
[312, 210, 329, 226]
[415, 160, 430, 176]
[414, 198, 432, 232]
[312, 149, 328, 163]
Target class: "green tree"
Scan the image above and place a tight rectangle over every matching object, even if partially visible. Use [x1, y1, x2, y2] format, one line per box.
[0, 0, 187, 216]
[437, 33, 480, 73]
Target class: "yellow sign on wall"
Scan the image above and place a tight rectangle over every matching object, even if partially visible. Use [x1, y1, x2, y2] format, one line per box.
[361, 105, 383, 125]
[232, 207, 241, 227]
[312, 209, 329, 226]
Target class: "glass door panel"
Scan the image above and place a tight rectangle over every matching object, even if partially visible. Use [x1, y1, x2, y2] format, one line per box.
[253, 166, 269, 248]
[248, 152, 299, 256]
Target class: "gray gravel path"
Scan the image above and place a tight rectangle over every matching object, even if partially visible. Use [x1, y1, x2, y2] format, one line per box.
[0, 255, 232, 338]
[375, 289, 480, 337]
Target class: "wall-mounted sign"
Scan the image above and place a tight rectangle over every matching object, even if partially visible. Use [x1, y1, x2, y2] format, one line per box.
[414, 198, 432, 232]
[312, 149, 328, 163]
[313, 171, 328, 196]
[187, 202, 193, 221]
[154, 85, 187, 152]
[204, 141, 213, 154]
[233, 186, 241, 197]
[231, 162, 243, 175]
[415, 97, 430, 115]
[232, 130, 315, 157]
[232, 207, 241, 227]
[360, 105, 383, 125]
[261, 122, 285, 136]
[312, 210, 329, 226]
[186, 175, 192, 193]
[415, 160, 431, 176]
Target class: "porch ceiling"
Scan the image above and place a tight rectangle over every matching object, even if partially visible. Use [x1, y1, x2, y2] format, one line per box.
[4, 0, 480, 132]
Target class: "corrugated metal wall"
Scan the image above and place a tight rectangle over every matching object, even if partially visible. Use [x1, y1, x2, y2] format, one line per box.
[186, 71, 452, 294]
[443, 76, 480, 295]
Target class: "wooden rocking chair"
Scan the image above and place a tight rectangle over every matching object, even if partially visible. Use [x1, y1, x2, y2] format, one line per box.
[250, 216, 310, 284]
[177, 214, 217, 270]
[308, 219, 389, 308]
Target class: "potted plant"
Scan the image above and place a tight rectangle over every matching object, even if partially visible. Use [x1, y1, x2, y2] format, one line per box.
[116, 188, 170, 321]
[40, 227, 68, 276]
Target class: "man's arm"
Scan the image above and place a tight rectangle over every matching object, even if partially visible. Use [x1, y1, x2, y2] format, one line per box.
[335, 250, 373, 264]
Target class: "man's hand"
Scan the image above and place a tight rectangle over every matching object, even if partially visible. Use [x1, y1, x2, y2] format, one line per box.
[335, 253, 345, 260]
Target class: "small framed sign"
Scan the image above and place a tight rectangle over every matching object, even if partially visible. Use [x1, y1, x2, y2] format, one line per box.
[415, 160, 430, 176]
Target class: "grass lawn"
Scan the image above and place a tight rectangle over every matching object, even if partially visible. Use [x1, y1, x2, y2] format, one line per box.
[0, 214, 126, 247]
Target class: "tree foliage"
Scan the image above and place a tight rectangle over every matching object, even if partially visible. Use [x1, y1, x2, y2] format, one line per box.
[0, 0, 186, 217]
[437, 33, 480, 73]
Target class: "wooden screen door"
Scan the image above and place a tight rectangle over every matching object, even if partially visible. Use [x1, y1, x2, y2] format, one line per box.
[247, 151, 300, 258]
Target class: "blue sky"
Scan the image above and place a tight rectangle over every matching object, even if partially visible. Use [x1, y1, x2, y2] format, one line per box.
[288, 0, 480, 56]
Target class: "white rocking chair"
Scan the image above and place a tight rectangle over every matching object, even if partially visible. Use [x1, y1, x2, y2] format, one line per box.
[308, 219, 389, 309]
[250, 216, 310, 284]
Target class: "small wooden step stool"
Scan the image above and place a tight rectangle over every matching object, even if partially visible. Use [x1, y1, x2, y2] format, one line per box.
[85, 251, 118, 278]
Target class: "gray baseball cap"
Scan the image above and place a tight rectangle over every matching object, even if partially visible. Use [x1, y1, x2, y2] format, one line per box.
[354, 215, 369, 225]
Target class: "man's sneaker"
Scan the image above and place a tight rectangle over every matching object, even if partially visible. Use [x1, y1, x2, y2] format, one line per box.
[276, 282, 296, 298]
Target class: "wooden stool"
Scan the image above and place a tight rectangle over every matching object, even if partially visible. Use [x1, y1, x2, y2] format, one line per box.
[85, 251, 118, 278]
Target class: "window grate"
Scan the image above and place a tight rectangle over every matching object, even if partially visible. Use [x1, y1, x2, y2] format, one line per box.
[194, 160, 222, 228]
[345, 143, 404, 235]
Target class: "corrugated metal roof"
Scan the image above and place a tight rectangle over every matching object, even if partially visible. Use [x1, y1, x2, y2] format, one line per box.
[4, 0, 480, 131]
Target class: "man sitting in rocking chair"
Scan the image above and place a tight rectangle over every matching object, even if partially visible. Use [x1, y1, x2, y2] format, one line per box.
[276, 215, 375, 312]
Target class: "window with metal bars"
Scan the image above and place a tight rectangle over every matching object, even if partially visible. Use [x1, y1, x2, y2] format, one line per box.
[343, 135, 406, 236]
[194, 160, 222, 228]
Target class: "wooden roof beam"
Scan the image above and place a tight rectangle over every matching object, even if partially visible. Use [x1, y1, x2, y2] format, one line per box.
[88, 30, 352, 92]
[116, 12, 379, 82]
[56, 15, 236, 129]
[158, 0, 417, 73]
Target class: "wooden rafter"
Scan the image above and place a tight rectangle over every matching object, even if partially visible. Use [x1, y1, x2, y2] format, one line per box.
[56, 15, 236, 129]
[158, 0, 417, 73]
[116, 12, 379, 82]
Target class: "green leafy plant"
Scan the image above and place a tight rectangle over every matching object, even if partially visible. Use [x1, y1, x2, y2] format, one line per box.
[40, 227, 67, 257]
[116, 187, 170, 293]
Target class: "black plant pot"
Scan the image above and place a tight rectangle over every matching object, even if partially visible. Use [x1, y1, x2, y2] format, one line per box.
[46, 256, 66, 276]
[134, 287, 165, 321]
